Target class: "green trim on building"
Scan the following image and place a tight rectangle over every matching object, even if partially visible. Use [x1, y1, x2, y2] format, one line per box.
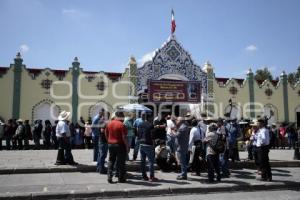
[281, 74, 289, 122]
[247, 71, 255, 118]
[71, 59, 80, 123]
[12, 57, 23, 119]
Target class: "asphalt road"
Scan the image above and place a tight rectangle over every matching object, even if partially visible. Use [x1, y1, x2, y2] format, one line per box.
[97, 190, 300, 200]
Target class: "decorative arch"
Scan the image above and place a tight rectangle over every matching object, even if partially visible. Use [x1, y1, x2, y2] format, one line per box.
[88, 100, 113, 118]
[261, 104, 278, 125]
[137, 35, 207, 94]
[32, 99, 61, 124]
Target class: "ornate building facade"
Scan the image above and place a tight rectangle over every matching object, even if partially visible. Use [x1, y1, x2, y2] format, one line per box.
[0, 35, 300, 127]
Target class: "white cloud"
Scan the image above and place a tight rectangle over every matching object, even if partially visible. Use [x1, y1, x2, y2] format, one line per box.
[62, 9, 78, 15]
[62, 8, 90, 18]
[245, 44, 258, 52]
[138, 51, 156, 66]
[20, 44, 29, 53]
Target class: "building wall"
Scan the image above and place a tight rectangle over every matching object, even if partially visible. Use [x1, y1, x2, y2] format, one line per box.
[0, 67, 14, 121]
[287, 83, 300, 123]
[19, 67, 72, 122]
[77, 69, 130, 119]
[0, 55, 299, 125]
[213, 78, 249, 119]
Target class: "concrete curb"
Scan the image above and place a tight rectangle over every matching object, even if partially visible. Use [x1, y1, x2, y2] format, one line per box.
[1, 160, 300, 175]
[0, 181, 299, 200]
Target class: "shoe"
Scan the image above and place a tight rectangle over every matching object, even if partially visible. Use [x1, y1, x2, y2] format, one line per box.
[142, 176, 149, 181]
[107, 177, 113, 183]
[150, 177, 158, 182]
[176, 175, 187, 180]
[55, 162, 66, 165]
[99, 168, 107, 174]
[118, 178, 126, 183]
[68, 161, 78, 165]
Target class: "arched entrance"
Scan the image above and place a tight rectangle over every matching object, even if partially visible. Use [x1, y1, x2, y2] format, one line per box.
[262, 104, 278, 125]
[88, 101, 113, 119]
[32, 99, 60, 124]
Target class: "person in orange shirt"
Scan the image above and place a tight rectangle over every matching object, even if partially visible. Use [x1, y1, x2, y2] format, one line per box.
[105, 111, 129, 183]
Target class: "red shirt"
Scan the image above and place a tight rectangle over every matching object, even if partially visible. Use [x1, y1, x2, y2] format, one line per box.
[105, 119, 127, 144]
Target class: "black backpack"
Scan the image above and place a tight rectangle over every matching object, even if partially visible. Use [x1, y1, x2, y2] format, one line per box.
[211, 134, 225, 154]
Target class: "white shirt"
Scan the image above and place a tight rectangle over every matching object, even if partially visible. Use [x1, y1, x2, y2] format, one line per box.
[166, 119, 176, 137]
[188, 127, 202, 151]
[198, 121, 207, 138]
[256, 127, 270, 147]
[56, 120, 70, 138]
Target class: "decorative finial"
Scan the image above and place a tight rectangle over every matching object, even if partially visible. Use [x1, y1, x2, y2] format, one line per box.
[74, 57, 79, 62]
[129, 56, 136, 65]
[247, 68, 253, 74]
[16, 52, 22, 59]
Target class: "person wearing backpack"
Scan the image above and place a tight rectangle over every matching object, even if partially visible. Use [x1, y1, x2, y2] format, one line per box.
[188, 119, 203, 176]
[204, 123, 221, 183]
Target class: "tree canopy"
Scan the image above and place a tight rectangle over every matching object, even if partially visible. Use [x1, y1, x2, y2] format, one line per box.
[254, 67, 273, 82]
[287, 66, 300, 85]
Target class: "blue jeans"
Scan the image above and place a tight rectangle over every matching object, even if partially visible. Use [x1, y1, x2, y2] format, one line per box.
[177, 150, 188, 177]
[140, 144, 155, 178]
[97, 142, 108, 171]
[93, 136, 99, 162]
[133, 137, 140, 159]
[167, 135, 176, 154]
[127, 136, 134, 160]
[219, 149, 229, 176]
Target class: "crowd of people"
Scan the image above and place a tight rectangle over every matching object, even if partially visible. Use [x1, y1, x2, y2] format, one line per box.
[1, 110, 300, 184]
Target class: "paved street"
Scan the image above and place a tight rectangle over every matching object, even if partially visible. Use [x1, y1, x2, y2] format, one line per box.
[0, 168, 299, 199]
[98, 190, 300, 200]
[0, 149, 299, 199]
[0, 149, 299, 174]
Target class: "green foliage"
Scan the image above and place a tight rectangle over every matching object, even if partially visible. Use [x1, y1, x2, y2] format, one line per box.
[254, 67, 273, 82]
[287, 66, 300, 85]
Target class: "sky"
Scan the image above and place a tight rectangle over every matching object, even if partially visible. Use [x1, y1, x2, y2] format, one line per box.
[0, 0, 299, 78]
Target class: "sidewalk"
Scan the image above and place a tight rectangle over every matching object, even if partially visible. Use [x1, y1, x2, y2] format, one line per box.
[0, 149, 299, 174]
[0, 168, 299, 200]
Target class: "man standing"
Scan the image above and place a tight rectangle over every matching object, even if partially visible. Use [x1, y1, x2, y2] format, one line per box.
[204, 123, 221, 183]
[176, 117, 190, 180]
[23, 120, 32, 150]
[92, 110, 105, 162]
[4, 119, 14, 150]
[137, 112, 158, 181]
[256, 118, 272, 181]
[105, 111, 129, 183]
[0, 120, 4, 150]
[166, 115, 177, 154]
[55, 111, 77, 165]
[15, 119, 25, 150]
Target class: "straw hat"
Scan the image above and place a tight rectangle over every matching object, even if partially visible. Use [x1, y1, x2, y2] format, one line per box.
[16, 119, 23, 123]
[250, 119, 259, 126]
[58, 111, 71, 121]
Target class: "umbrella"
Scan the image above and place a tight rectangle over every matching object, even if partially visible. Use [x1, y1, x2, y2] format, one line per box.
[121, 103, 152, 112]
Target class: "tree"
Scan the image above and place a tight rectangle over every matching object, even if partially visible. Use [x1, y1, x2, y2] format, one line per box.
[254, 67, 273, 82]
[287, 66, 300, 85]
